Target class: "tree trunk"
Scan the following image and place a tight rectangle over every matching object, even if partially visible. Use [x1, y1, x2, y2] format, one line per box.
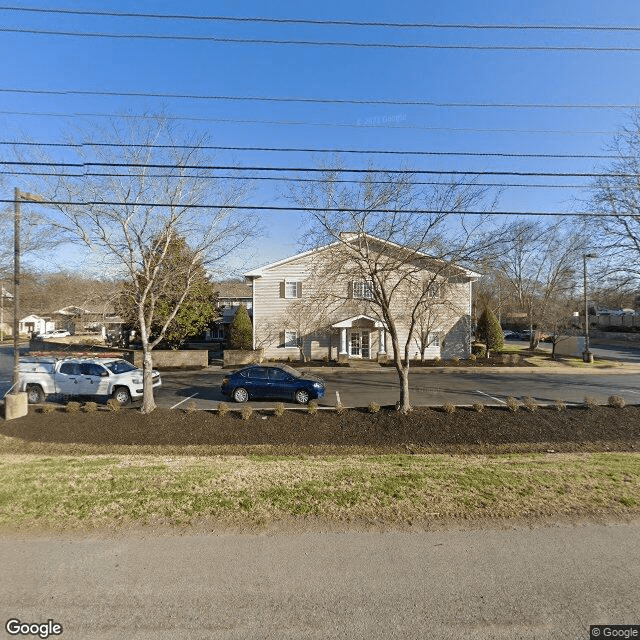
[396, 364, 411, 414]
[140, 346, 156, 414]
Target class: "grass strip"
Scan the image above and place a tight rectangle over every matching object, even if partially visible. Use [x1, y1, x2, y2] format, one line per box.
[0, 453, 638, 530]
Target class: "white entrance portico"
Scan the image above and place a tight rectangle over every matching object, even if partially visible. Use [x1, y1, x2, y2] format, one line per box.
[332, 315, 387, 360]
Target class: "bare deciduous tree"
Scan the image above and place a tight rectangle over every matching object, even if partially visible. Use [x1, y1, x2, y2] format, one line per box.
[9, 115, 255, 413]
[282, 295, 330, 362]
[489, 219, 585, 349]
[290, 169, 496, 413]
[411, 282, 467, 361]
[589, 111, 640, 286]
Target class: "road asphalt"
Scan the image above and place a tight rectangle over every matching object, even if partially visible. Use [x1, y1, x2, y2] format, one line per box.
[1, 521, 638, 640]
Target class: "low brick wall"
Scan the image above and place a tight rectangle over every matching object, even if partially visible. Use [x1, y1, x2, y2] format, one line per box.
[29, 341, 209, 369]
[223, 349, 264, 367]
[133, 350, 209, 370]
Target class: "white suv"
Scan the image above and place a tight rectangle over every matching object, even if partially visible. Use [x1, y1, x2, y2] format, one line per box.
[17, 356, 161, 405]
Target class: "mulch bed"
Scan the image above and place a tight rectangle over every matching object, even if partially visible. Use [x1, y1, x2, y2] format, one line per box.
[1, 405, 639, 454]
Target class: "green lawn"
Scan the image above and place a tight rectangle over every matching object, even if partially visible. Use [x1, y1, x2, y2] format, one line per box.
[1, 452, 638, 530]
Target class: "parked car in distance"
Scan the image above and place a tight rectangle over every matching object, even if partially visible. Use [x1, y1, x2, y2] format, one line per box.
[36, 329, 71, 339]
[504, 331, 524, 340]
[221, 364, 325, 404]
[16, 356, 161, 405]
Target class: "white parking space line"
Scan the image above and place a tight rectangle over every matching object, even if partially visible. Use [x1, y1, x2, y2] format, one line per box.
[170, 393, 199, 410]
[475, 390, 506, 405]
[618, 389, 640, 396]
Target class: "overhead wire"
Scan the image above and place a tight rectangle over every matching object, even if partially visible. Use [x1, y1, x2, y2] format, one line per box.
[0, 88, 637, 109]
[0, 140, 626, 160]
[3, 27, 640, 51]
[0, 198, 604, 217]
[0, 170, 594, 188]
[0, 7, 638, 32]
[0, 110, 619, 136]
[0, 161, 632, 179]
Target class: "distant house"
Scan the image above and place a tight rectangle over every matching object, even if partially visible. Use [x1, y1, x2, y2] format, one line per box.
[1, 286, 14, 338]
[52, 305, 122, 337]
[19, 315, 53, 337]
[245, 233, 477, 362]
[208, 282, 253, 344]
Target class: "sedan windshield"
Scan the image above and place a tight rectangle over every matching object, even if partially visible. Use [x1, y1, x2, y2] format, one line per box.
[104, 360, 137, 374]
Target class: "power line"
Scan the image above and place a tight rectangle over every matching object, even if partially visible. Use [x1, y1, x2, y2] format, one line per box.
[1, 160, 633, 178]
[0, 140, 624, 160]
[0, 7, 638, 32]
[0, 198, 602, 216]
[0, 169, 595, 189]
[0, 110, 618, 136]
[3, 27, 640, 51]
[1, 88, 637, 109]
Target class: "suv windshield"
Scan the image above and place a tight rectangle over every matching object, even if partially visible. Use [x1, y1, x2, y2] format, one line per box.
[104, 360, 137, 374]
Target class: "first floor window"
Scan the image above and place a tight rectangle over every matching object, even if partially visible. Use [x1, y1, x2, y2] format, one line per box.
[212, 325, 225, 340]
[284, 330, 298, 348]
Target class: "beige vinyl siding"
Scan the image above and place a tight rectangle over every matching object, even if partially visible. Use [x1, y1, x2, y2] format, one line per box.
[250, 248, 473, 361]
[251, 257, 311, 359]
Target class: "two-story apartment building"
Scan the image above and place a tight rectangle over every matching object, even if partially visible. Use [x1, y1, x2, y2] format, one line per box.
[245, 233, 478, 362]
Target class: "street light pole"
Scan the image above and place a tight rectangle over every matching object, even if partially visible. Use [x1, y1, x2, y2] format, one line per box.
[582, 253, 597, 363]
[11, 188, 45, 390]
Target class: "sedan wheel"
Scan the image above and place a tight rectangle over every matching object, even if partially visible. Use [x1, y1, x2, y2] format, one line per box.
[233, 387, 249, 403]
[294, 388, 310, 405]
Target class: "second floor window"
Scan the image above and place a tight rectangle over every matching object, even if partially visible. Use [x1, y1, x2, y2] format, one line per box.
[425, 282, 443, 298]
[284, 280, 302, 299]
[352, 280, 374, 300]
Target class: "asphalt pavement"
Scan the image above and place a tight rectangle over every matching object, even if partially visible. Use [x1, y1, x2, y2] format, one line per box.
[1, 522, 638, 639]
[2, 342, 640, 410]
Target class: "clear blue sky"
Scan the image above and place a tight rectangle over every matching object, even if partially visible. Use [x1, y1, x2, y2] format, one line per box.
[2, 1, 640, 274]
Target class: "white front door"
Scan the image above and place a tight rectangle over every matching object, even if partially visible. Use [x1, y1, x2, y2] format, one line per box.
[349, 330, 370, 358]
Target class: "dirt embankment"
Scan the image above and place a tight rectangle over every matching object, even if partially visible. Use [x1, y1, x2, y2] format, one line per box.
[1, 405, 638, 455]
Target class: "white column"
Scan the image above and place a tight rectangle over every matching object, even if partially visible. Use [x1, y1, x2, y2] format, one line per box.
[339, 328, 348, 354]
[378, 327, 386, 355]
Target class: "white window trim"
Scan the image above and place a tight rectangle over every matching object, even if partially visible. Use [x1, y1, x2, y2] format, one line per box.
[284, 280, 302, 299]
[283, 330, 298, 348]
[352, 280, 374, 300]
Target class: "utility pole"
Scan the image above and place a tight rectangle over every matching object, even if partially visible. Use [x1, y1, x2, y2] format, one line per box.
[582, 253, 597, 363]
[12, 187, 21, 386]
[11, 188, 45, 389]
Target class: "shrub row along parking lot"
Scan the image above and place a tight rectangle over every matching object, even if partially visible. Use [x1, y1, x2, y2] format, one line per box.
[1, 405, 639, 455]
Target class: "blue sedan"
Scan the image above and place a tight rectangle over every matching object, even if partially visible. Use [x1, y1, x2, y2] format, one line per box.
[221, 364, 326, 404]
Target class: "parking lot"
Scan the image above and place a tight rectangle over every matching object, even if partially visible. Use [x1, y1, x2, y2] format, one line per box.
[2, 343, 640, 411]
[155, 365, 640, 410]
